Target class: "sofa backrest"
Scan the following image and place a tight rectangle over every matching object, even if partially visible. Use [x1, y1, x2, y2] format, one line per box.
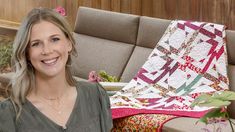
[72, 7, 235, 118]
[120, 16, 171, 81]
[72, 7, 139, 80]
[225, 30, 235, 118]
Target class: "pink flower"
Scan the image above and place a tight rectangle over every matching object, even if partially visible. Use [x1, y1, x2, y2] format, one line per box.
[55, 6, 66, 16]
[88, 71, 103, 82]
[96, 76, 103, 82]
[88, 71, 98, 82]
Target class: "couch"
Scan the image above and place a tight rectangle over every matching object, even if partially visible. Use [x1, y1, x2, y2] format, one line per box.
[71, 6, 235, 131]
[1, 6, 235, 131]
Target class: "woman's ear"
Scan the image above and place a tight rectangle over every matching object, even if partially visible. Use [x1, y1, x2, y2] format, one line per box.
[67, 39, 73, 53]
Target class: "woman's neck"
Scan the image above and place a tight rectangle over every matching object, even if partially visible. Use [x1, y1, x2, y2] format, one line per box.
[33, 74, 71, 99]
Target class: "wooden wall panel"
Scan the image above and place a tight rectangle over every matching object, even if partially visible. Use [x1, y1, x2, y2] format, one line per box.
[0, 0, 55, 22]
[100, 0, 111, 10]
[0, 0, 78, 28]
[141, 0, 153, 17]
[92, 0, 101, 9]
[177, 0, 201, 20]
[230, 0, 235, 29]
[152, 0, 164, 18]
[120, 0, 131, 13]
[65, 0, 78, 28]
[111, 0, 120, 12]
[0, 0, 235, 30]
[76, 0, 235, 30]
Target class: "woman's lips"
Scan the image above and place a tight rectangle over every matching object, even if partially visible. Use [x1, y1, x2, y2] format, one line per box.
[41, 57, 59, 65]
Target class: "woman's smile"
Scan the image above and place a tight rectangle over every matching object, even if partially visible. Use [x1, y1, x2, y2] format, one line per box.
[41, 57, 59, 66]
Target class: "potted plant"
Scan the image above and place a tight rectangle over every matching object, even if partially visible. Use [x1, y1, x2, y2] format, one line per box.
[191, 91, 235, 132]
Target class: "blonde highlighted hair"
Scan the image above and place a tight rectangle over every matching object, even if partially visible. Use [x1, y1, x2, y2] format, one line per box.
[10, 7, 77, 118]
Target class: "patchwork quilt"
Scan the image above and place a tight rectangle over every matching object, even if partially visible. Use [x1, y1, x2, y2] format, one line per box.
[111, 20, 229, 119]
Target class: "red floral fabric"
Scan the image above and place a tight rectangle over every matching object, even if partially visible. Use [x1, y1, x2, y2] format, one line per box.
[112, 114, 176, 132]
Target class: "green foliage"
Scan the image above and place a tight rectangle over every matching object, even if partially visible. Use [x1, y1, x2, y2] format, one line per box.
[213, 91, 235, 101]
[191, 91, 235, 131]
[0, 43, 13, 68]
[198, 108, 227, 124]
[191, 91, 235, 108]
[191, 94, 212, 107]
[98, 70, 119, 82]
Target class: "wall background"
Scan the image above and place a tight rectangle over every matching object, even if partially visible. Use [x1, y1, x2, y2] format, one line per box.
[0, 0, 234, 30]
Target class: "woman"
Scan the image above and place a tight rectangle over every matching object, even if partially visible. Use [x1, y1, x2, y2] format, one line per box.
[0, 7, 113, 132]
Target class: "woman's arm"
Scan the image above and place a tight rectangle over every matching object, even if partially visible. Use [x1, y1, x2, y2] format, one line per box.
[97, 83, 113, 131]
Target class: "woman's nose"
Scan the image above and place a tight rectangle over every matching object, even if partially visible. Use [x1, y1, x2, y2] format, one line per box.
[41, 43, 53, 55]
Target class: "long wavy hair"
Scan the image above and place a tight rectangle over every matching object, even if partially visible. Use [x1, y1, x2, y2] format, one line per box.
[10, 7, 77, 118]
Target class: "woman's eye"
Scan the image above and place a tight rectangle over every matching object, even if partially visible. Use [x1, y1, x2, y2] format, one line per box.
[31, 42, 39, 47]
[51, 37, 60, 42]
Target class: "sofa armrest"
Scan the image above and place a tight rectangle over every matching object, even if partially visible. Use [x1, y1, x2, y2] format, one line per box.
[99, 82, 128, 96]
[72, 76, 88, 82]
[99, 82, 127, 91]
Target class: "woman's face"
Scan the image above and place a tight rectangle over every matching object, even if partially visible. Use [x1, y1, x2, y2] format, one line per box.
[28, 20, 72, 78]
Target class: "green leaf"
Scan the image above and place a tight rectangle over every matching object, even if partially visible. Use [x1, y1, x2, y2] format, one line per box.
[213, 91, 235, 101]
[0, 43, 13, 68]
[197, 99, 230, 107]
[199, 108, 227, 124]
[190, 94, 212, 107]
[98, 70, 119, 82]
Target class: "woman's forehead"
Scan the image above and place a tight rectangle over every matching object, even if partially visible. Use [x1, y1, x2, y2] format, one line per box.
[30, 21, 64, 40]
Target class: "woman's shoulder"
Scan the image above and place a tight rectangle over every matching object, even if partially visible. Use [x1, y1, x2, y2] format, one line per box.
[0, 98, 16, 131]
[0, 98, 14, 111]
[0, 98, 15, 117]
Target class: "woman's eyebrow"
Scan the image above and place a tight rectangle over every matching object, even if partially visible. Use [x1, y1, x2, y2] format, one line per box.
[29, 39, 40, 43]
[50, 34, 61, 37]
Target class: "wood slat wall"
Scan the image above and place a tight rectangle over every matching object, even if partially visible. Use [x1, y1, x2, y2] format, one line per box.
[78, 0, 235, 29]
[0, 0, 77, 28]
[0, 0, 234, 30]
